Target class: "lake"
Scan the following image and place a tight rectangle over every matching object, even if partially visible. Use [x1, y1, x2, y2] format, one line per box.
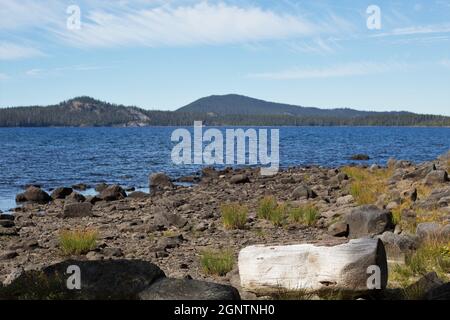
[0, 126, 449, 212]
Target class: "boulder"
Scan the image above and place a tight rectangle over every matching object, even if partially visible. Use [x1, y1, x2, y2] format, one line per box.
[149, 173, 173, 193]
[327, 221, 349, 237]
[50, 187, 73, 200]
[139, 278, 240, 300]
[350, 154, 370, 161]
[424, 170, 449, 185]
[230, 174, 250, 184]
[63, 202, 93, 218]
[376, 231, 418, 263]
[416, 222, 443, 240]
[128, 191, 150, 199]
[16, 186, 51, 204]
[85, 195, 102, 205]
[99, 185, 127, 201]
[345, 205, 394, 238]
[0, 259, 165, 300]
[154, 211, 187, 229]
[94, 183, 109, 193]
[425, 282, 450, 300]
[238, 238, 388, 294]
[65, 192, 86, 203]
[72, 183, 88, 191]
[292, 185, 317, 200]
[406, 272, 444, 299]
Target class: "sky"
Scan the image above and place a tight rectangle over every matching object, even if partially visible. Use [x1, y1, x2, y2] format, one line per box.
[1, 0, 450, 115]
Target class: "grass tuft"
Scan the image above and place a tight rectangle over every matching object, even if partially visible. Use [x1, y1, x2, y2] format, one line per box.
[59, 228, 98, 256]
[288, 204, 319, 226]
[200, 249, 234, 276]
[341, 166, 392, 205]
[221, 202, 248, 230]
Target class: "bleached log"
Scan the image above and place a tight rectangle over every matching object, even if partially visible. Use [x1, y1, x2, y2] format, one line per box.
[238, 238, 387, 294]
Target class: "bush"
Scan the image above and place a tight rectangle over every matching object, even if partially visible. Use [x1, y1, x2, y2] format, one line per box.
[221, 203, 248, 229]
[59, 229, 98, 256]
[200, 249, 234, 276]
[288, 204, 319, 226]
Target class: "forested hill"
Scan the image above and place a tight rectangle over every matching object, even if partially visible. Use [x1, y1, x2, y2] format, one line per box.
[0, 95, 449, 127]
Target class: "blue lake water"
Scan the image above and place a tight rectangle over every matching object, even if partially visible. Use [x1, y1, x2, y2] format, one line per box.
[0, 126, 449, 212]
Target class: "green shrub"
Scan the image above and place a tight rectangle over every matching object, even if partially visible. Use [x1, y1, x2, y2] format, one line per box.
[200, 249, 234, 276]
[221, 203, 248, 229]
[59, 229, 98, 256]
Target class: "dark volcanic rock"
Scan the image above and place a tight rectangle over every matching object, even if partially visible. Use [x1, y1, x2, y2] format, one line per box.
[138, 278, 240, 300]
[149, 173, 174, 193]
[65, 192, 86, 203]
[16, 186, 51, 204]
[99, 185, 127, 201]
[345, 205, 394, 238]
[50, 187, 73, 200]
[424, 170, 449, 185]
[425, 282, 450, 300]
[327, 221, 349, 237]
[128, 191, 150, 199]
[0, 259, 165, 300]
[292, 185, 317, 199]
[72, 183, 88, 191]
[95, 183, 109, 193]
[154, 211, 188, 229]
[350, 154, 370, 161]
[230, 174, 250, 184]
[63, 202, 93, 218]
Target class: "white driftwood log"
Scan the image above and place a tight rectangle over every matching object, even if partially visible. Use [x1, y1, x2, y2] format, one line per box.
[238, 238, 387, 294]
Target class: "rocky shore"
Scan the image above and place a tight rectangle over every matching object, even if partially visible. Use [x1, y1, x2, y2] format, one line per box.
[1, 151, 449, 300]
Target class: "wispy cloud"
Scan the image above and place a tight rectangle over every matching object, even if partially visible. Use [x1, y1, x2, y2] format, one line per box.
[0, 43, 44, 60]
[25, 64, 112, 77]
[372, 23, 450, 38]
[55, 2, 341, 48]
[248, 62, 408, 80]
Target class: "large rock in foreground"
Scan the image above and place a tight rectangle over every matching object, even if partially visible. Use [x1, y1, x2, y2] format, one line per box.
[345, 205, 394, 238]
[238, 238, 388, 295]
[0, 259, 165, 300]
[139, 278, 240, 300]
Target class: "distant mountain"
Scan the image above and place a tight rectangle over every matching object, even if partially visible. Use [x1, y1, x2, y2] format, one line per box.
[177, 94, 410, 118]
[1, 95, 449, 127]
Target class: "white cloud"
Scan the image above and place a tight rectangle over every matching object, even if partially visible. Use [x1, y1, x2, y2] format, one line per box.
[55, 2, 332, 48]
[25, 64, 112, 77]
[248, 62, 407, 80]
[0, 43, 44, 60]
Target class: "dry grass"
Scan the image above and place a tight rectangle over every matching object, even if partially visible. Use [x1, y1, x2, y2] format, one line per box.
[257, 196, 286, 226]
[341, 166, 393, 205]
[221, 202, 248, 230]
[391, 199, 412, 225]
[415, 208, 448, 224]
[390, 237, 450, 292]
[200, 249, 234, 276]
[288, 204, 319, 226]
[59, 228, 98, 256]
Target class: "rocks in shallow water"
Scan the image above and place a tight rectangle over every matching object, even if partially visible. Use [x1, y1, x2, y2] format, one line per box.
[16, 186, 51, 204]
[238, 238, 388, 294]
[99, 185, 127, 201]
[292, 184, 317, 200]
[72, 183, 88, 191]
[149, 173, 173, 193]
[95, 183, 108, 193]
[230, 174, 250, 184]
[50, 187, 73, 200]
[63, 202, 93, 218]
[350, 154, 370, 160]
[424, 170, 449, 185]
[345, 205, 394, 238]
[139, 278, 240, 300]
[0, 259, 165, 299]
